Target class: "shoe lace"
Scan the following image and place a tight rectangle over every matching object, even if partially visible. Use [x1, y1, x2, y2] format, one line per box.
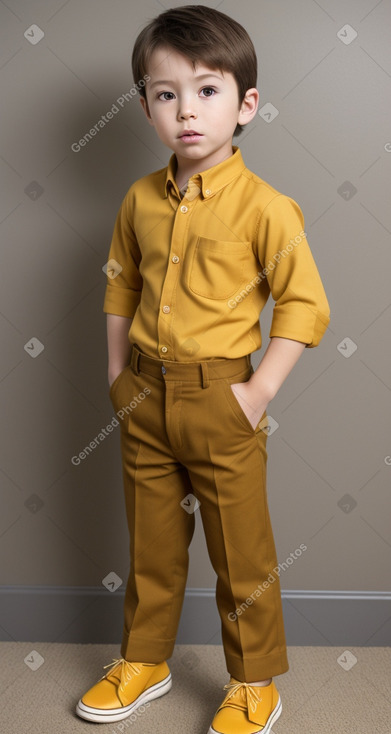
[103, 658, 142, 693]
[222, 681, 263, 714]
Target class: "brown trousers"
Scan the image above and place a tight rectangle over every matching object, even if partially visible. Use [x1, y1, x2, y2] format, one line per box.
[108, 343, 289, 681]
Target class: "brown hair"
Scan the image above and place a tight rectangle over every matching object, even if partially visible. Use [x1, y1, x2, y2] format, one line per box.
[131, 5, 257, 137]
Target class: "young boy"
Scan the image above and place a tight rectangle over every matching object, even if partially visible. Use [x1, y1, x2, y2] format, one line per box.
[76, 5, 330, 733]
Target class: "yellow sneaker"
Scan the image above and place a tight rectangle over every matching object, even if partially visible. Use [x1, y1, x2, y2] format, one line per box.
[75, 658, 172, 723]
[208, 677, 282, 734]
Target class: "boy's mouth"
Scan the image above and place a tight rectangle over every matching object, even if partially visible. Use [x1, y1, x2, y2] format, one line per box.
[178, 130, 203, 143]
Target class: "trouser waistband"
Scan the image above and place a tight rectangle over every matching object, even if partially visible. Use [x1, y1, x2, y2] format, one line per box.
[130, 343, 252, 388]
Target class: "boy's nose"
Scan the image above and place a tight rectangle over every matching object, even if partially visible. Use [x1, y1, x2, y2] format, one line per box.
[178, 111, 198, 121]
[177, 101, 197, 121]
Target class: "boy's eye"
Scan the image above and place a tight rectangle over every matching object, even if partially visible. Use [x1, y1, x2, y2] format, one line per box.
[157, 91, 175, 101]
[156, 87, 216, 101]
[200, 87, 216, 97]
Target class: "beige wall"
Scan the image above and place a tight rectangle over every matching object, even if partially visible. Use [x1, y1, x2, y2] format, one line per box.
[1, 0, 390, 605]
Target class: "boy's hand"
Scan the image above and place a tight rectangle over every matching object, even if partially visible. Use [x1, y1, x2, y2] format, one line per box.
[229, 337, 308, 430]
[108, 372, 119, 389]
[229, 380, 269, 431]
[107, 315, 133, 388]
[108, 365, 127, 388]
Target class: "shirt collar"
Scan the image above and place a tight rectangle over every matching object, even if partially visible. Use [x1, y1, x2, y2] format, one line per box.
[163, 145, 246, 200]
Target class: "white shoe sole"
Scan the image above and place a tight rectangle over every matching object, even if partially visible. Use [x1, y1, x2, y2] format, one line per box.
[75, 672, 172, 723]
[208, 695, 282, 734]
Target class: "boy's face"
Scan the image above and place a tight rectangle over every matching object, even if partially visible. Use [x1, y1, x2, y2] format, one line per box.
[140, 46, 258, 167]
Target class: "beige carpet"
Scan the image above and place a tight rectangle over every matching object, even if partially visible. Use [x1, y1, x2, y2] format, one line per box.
[1, 643, 390, 733]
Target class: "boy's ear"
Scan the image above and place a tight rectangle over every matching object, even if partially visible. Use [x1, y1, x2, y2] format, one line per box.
[139, 95, 154, 126]
[237, 87, 259, 128]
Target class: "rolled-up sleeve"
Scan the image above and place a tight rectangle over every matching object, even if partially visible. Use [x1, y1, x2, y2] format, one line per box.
[103, 190, 142, 318]
[255, 194, 330, 347]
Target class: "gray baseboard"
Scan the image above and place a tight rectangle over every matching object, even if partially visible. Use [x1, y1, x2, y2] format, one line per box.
[0, 586, 390, 646]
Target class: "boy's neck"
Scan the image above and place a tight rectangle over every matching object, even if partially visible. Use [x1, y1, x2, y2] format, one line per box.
[174, 143, 235, 191]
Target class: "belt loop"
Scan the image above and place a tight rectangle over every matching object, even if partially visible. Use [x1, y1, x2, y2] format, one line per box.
[200, 361, 210, 389]
[130, 344, 141, 375]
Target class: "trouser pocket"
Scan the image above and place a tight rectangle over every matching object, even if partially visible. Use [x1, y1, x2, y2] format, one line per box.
[108, 364, 137, 428]
[220, 366, 267, 435]
[109, 363, 130, 400]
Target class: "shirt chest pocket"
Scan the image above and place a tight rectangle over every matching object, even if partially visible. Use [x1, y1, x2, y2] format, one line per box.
[188, 236, 251, 300]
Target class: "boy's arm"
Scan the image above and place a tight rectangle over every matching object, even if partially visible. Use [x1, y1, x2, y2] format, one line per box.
[250, 336, 306, 401]
[107, 314, 133, 386]
[256, 193, 331, 349]
[103, 189, 142, 386]
[230, 193, 330, 429]
[230, 336, 306, 429]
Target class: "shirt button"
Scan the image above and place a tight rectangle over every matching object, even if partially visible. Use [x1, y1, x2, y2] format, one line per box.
[172, 255, 180, 263]
[161, 365, 166, 375]
[205, 188, 212, 195]
[162, 305, 170, 313]
[180, 205, 188, 213]
[161, 346, 168, 353]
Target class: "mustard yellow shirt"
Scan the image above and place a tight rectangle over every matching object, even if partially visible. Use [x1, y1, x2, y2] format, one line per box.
[103, 146, 330, 361]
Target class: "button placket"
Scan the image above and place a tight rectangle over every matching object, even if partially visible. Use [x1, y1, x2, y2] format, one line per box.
[157, 196, 196, 358]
